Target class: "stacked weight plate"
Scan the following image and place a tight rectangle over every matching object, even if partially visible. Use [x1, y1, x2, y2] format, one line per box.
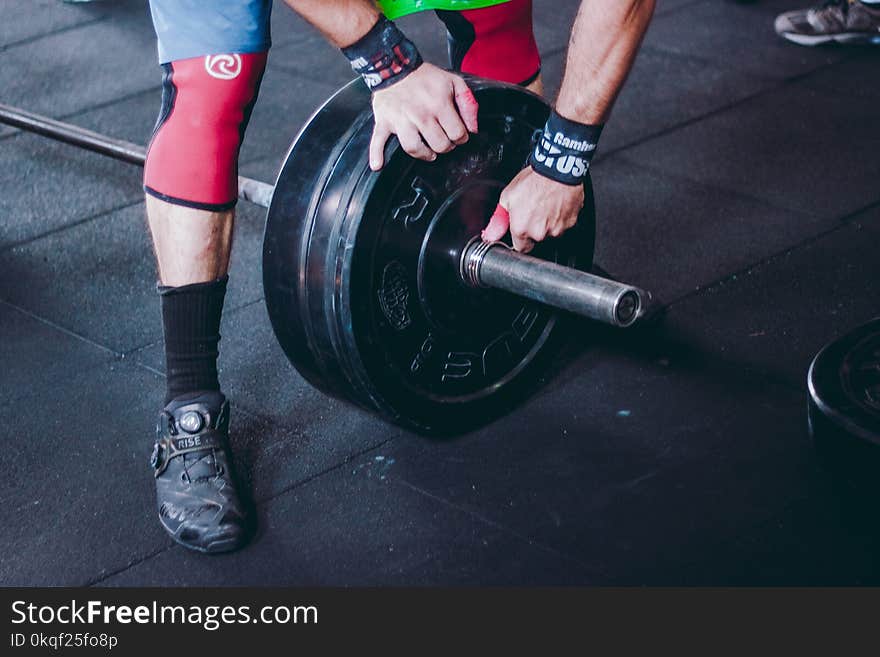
[262, 78, 596, 433]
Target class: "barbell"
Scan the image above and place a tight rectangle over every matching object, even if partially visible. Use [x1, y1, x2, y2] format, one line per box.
[1, 78, 652, 432]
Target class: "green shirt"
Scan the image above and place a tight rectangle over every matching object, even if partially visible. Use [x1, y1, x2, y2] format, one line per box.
[378, 0, 511, 19]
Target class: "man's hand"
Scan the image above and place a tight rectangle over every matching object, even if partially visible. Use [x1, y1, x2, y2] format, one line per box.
[478, 0, 653, 253]
[482, 168, 585, 253]
[369, 63, 479, 170]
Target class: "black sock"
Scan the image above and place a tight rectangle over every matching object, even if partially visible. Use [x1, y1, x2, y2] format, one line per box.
[159, 275, 228, 405]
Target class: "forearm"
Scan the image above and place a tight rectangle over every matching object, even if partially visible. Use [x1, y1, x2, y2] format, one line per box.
[282, 0, 380, 48]
[555, 0, 655, 124]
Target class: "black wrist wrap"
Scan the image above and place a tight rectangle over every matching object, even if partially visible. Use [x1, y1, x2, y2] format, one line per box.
[529, 110, 604, 186]
[342, 16, 423, 92]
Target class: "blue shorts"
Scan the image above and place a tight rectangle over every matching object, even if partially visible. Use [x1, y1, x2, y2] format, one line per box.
[149, 0, 273, 64]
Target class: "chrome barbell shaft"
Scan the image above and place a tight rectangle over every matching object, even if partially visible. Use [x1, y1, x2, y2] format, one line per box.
[0, 103, 274, 208]
[461, 239, 650, 328]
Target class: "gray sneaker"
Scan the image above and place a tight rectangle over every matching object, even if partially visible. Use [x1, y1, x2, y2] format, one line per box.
[775, 0, 880, 45]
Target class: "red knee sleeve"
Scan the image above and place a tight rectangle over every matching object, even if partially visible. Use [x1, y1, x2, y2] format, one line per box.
[460, 0, 540, 85]
[144, 52, 267, 211]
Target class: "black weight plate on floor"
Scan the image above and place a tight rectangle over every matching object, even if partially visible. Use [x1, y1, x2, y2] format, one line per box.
[263, 78, 595, 433]
[808, 318, 880, 493]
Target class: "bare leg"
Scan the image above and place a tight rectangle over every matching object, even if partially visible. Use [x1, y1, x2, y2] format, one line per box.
[146, 195, 234, 287]
[146, 192, 248, 553]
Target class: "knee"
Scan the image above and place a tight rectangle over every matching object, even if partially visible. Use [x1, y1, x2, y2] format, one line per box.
[144, 52, 267, 211]
[449, 0, 541, 86]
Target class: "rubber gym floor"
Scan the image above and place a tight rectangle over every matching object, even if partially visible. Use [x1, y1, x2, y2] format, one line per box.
[2, 0, 879, 586]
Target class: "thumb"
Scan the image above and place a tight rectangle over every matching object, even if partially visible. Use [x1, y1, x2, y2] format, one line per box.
[453, 76, 479, 134]
[482, 204, 510, 242]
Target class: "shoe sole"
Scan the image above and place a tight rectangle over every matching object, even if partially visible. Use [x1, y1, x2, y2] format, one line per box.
[779, 31, 880, 46]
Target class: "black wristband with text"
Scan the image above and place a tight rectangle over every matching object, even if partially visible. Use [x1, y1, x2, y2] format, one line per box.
[528, 110, 604, 186]
[341, 16, 423, 92]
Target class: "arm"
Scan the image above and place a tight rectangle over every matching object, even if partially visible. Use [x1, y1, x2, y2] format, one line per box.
[282, 0, 479, 169]
[282, 0, 379, 47]
[485, 0, 655, 253]
[556, 0, 655, 124]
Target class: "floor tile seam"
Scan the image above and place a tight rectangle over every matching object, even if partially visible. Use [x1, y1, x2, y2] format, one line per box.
[0, 298, 120, 357]
[395, 478, 602, 579]
[0, 199, 145, 255]
[608, 148, 828, 219]
[659, 198, 880, 312]
[84, 544, 173, 587]
[598, 53, 862, 164]
[0, 15, 109, 54]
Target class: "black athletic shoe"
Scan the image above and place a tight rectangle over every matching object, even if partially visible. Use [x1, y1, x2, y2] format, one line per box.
[150, 392, 249, 554]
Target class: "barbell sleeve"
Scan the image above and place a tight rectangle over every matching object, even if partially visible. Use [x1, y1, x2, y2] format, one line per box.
[461, 239, 650, 328]
[0, 103, 274, 208]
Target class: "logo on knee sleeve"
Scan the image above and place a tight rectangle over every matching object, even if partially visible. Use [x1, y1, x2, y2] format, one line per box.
[204, 54, 242, 80]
